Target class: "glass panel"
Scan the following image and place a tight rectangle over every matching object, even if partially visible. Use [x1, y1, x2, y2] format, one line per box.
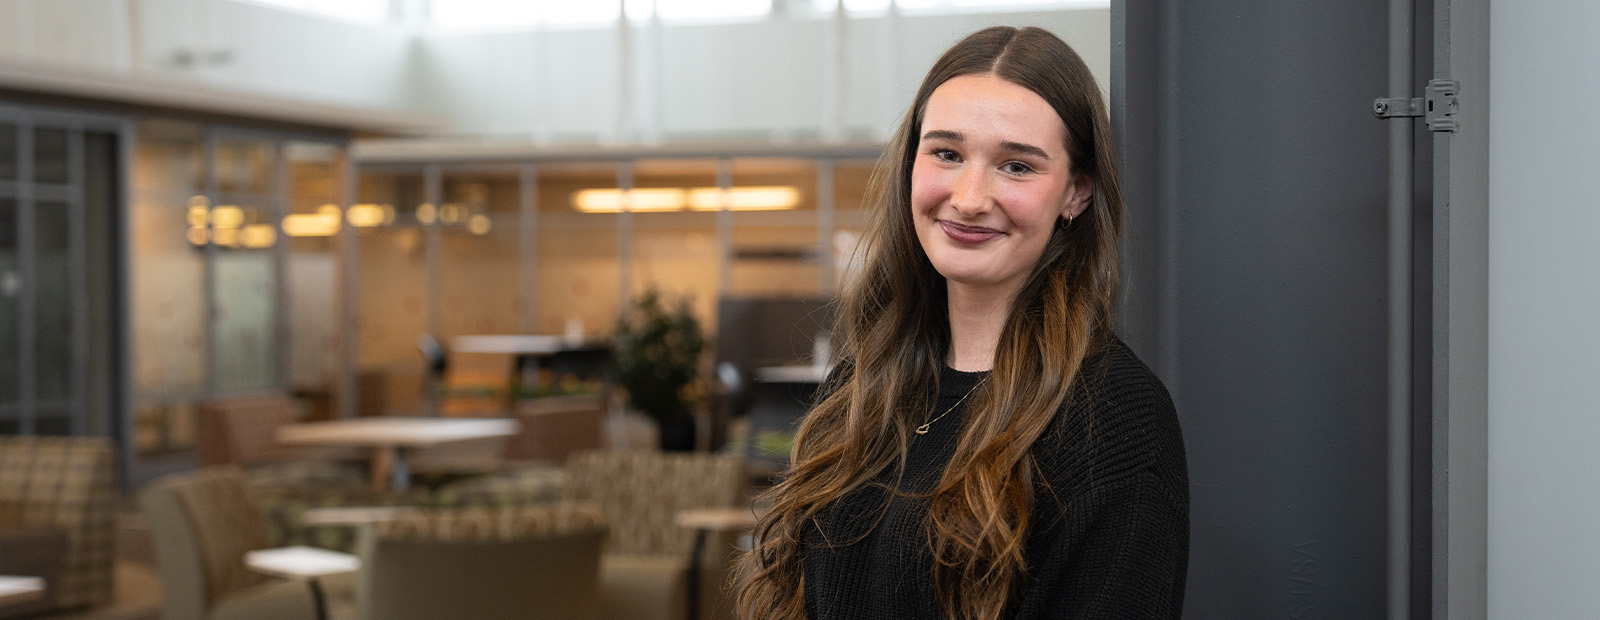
[630, 159, 720, 331]
[440, 170, 523, 339]
[0, 123, 16, 181]
[133, 120, 204, 195]
[357, 171, 428, 375]
[33, 127, 69, 184]
[535, 163, 621, 338]
[131, 124, 207, 401]
[212, 227, 277, 393]
[436, 171, 523, 409]
[285, 143, 341, 394]
[0, 200, 15, 403]
[216, 139, 274, 195]
[34, 201, 72, 400]
[729, 159, 820, 297]
[831, 161, 876, 291]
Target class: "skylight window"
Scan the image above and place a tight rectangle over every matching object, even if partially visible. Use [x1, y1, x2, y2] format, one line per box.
[239, 0, 392, 23]
[809, 0, 1107, 14]
[428, 0, 772, 29]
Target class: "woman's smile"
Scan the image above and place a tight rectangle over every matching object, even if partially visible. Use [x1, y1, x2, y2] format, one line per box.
[938, 220, 1005, 244]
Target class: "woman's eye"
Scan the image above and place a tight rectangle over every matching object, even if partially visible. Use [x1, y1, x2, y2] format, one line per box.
[1001, 161, 1035, 175]
[930, 149, 960, 163]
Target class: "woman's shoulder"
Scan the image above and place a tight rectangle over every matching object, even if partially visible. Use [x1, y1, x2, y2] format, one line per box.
[1036, 336, 1186, 488]
[1076, 337, 1175, 417]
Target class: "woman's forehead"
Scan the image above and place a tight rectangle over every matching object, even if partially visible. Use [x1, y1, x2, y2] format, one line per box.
[919, 74, 1067, 155]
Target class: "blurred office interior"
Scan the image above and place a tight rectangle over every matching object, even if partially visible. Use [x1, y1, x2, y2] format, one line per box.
[0, 0, 1593, 619]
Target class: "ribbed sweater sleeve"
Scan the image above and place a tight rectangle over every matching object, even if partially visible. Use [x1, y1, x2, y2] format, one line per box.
[1012, 342, 1189, 618]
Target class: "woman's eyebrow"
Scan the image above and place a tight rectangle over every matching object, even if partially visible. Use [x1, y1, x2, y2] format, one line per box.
[922, 130, 1051, 161]
[999, 141, 1051, 161]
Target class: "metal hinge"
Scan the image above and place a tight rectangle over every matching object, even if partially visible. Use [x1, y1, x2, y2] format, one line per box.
[1372, 80, 1459, 132]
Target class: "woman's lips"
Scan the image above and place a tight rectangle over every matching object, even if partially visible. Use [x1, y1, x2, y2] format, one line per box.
[939, 220, 1004, 244]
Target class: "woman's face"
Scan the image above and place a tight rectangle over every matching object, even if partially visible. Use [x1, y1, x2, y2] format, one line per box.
[910, 73, 1092, 300]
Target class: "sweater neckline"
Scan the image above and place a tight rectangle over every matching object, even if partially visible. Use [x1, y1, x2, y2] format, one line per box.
[939, 365, 988, 398]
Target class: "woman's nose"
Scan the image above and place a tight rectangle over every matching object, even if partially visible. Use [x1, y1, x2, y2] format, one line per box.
[949, 166, 990, 216]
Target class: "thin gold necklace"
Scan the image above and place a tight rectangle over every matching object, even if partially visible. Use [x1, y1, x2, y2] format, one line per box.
[916, 377, 985, 435]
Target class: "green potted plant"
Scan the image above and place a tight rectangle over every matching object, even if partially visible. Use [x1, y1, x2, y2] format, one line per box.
[613, 289, 705, 451]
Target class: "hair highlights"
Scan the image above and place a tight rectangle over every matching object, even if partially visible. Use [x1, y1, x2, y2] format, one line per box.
[736, 26, 1124, 620]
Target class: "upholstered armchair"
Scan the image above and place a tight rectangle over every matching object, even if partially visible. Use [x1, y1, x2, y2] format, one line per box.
[0, 436, 116, 617]
[355, 503, 608, 620]
[139, 466, 324, 620]
[563, 451, 747, 620]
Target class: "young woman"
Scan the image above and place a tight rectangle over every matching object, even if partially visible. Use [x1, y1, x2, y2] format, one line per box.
[736, 26, 1189, 619]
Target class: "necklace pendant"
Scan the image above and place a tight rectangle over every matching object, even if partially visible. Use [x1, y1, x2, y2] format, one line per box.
[915, 423, 931, 435]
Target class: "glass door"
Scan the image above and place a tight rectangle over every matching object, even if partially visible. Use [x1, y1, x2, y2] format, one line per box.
[0, 106, 124, 440]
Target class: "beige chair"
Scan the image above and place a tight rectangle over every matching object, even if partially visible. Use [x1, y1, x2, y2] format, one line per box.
[195, 393, 364, 487]
[564, 451, 747, 620]
[139, 467, 322, 620]
[505, 394, 606, 464]
[355, 503, 607, 620]
[0, 436, 116, 616]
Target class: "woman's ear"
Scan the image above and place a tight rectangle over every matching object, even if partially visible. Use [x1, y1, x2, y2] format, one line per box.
[1063, 174, 1095, 220]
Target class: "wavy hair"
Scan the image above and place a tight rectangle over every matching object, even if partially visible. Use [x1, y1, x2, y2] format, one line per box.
[736, 26, 1124, 620]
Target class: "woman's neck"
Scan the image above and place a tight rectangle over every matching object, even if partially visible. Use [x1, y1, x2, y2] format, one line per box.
[945, 281, 1019, 372]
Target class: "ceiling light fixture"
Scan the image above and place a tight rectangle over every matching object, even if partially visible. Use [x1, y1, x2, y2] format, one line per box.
[572, 186, 800, 213]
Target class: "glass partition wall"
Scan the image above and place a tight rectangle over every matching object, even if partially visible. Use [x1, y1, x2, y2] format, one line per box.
[0, 105, 124, 442]
[352, 155, 876, 431]
[129, 119, 350, 480]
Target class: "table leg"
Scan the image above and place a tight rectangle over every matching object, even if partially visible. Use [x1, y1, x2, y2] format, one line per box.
[390, 447, 411, 492]
[687, 527, 708, 620]
[368, 448, 392, 491]
[308, 577, 328, 620]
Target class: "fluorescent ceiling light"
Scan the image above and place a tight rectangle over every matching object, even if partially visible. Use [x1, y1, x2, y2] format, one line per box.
[687, 186, 801, 211]
[283, 205, 343, 237]
[573, 186, 799, 212]
[346, 203, 391, 227]
[572, 188, 688, 213]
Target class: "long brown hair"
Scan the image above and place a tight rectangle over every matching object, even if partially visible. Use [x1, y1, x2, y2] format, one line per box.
[736, 26, 1124, 620]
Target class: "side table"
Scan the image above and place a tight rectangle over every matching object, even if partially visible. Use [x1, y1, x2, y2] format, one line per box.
[244, 546, 361, 620]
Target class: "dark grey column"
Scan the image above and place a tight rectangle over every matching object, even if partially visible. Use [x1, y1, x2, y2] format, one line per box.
[1115, 1, 1401, 617]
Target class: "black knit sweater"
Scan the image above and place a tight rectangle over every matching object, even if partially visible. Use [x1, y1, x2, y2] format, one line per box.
[801, 338, 1189, 619]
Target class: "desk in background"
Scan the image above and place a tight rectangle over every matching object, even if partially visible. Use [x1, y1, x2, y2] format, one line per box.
[277, 418, 517, 491]
[451, 335, 610, 399]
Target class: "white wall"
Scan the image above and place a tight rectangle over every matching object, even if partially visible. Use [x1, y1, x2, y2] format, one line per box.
[0, 0, 416, 111]
[403, 8, 1109, 140]
[0, 1, 1106, 140]
[1488, 1, 1600, 618]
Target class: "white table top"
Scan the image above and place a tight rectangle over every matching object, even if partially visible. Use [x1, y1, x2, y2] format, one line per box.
[245, 546, 361, 581]
[755, 365, 829, 384]
[451, 334, 607, 355]
[301, 506, 422, 526]
[0, 576, 44, 605]
[277, 417, 518, 449]
[675, 507, 767, 531]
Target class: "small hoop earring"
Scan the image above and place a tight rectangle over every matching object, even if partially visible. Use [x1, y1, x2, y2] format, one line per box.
[1058, 215, 1073, 231]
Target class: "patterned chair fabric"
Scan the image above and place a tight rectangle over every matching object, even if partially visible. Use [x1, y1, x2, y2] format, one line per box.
[0, 436, 116, 611]
[563, 451, 746, 557]
[370, 502, 606, 542]
[431, 465, 567, 511]
[357, 503, 609, 620]
[158, 468, 275, 605]
[249, 482, 429, 553]
[140, 466, 319, 620]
